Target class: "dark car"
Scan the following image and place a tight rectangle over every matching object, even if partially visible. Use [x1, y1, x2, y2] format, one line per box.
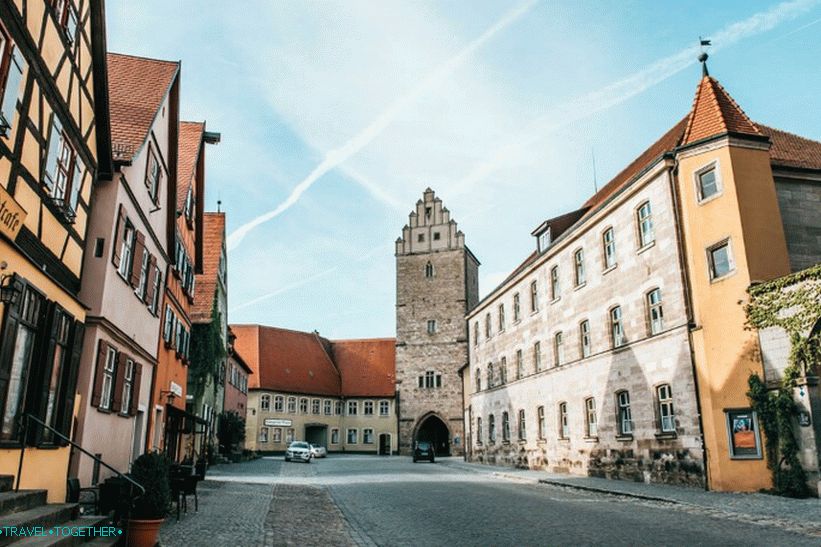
[413, 441, 435, 463]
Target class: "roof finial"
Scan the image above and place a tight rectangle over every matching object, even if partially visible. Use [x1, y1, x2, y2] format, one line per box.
[698, 37, 711, 77]
[217, 199, 222, 213]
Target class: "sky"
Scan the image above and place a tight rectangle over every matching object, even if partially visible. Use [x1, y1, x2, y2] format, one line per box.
[107, 0, 821, 340]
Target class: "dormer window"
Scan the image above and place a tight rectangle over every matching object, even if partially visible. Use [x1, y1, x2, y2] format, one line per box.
[538, 228, 551, 252]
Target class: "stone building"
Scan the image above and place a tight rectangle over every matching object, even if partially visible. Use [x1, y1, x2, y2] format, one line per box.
[395, 189, 479, 456]
[232, 325, 397, 454]
[464, 63, 821, 492]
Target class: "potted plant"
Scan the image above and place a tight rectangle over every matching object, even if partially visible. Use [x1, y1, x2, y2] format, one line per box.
[127, 452, 172, 547]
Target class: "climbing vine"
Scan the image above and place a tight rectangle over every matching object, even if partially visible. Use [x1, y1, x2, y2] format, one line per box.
[189, 292, 227, 401]
[744, 263, 821, 498]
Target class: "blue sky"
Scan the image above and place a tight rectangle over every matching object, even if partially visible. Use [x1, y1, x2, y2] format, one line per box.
[108, 0, 821, 339]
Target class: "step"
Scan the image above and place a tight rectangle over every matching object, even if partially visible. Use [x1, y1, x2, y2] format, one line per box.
[0, 504, 78, 547]
[0, 491, 48, 517]
[0, 475, 14, 493]
[10, 515, 114, 547]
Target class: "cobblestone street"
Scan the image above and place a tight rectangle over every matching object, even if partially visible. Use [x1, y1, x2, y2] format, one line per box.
[158, 456, 820, 546]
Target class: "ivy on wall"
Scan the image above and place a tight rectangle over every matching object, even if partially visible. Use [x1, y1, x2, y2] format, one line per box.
[189, 292, 227, 402]
[744, 263, 821, 498]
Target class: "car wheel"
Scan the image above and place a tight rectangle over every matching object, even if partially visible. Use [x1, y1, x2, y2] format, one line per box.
[430, 457, 435, 463]
[413, 457, 417, 462]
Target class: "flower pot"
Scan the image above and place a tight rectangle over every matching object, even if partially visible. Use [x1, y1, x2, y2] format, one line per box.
[127, 518, 165, 547]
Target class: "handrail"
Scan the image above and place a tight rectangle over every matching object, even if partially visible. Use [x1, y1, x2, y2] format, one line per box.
[16, 413, 145, 497]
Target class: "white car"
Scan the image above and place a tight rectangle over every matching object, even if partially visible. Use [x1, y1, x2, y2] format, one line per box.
[285, 441, 312, 463]
[309, 444, 327, 458]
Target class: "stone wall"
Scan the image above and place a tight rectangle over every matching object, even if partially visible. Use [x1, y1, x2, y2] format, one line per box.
[775, 177, 821, 272]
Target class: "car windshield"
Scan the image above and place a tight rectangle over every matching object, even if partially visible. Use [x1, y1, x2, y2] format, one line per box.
[417, 442, 431, 449]
[291, 442, 309, 449]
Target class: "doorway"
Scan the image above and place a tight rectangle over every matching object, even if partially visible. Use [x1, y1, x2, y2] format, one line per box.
[305, 425, 328, 447]
[378, 433, 391, 455]
[415, 414, 450, 456]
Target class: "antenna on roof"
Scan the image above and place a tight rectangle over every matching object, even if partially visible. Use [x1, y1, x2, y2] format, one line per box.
[591, 148, 598, 193]
[698, 37, 711, 77]
[217, 200, 222, 213]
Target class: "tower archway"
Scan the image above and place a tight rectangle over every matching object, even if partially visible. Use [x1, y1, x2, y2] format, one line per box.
[414, 413, 451, 456]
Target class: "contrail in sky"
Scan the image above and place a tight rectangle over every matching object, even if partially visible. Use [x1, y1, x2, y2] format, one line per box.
[226, 0, 539, 251]
[452, 0, 819, 194]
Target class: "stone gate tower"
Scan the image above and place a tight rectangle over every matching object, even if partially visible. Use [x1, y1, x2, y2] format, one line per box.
[395, 188, 479, 456]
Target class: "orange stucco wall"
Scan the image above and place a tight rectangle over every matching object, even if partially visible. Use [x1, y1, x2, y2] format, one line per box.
[676, 140, 790, 492]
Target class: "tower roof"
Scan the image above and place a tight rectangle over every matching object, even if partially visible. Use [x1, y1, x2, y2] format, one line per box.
[681, 76, 762, 146]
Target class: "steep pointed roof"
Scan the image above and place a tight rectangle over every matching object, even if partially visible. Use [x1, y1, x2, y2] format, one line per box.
[107, 53, 179, 162]
[682, 76, 762, 146]
[177, 121, 204, 209]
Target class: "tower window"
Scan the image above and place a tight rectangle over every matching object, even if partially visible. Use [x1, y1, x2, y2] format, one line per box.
[427, 320, 436, 334]
[418, 233, 425, 243]
[425, 206, 432, 218]
[425, 262, 434, 278]
[418, 370, 442, 389]
[433, 232, 441, 241]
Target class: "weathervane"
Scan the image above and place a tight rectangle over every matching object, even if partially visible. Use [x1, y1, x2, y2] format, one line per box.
[698, 37, 712, 77]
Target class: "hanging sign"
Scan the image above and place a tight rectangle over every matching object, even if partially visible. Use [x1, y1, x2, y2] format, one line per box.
[0, 186, 26, 241]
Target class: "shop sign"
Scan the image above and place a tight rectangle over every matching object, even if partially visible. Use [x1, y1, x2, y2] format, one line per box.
[0, 186, 26, 241]
[264, 418, 292, 427]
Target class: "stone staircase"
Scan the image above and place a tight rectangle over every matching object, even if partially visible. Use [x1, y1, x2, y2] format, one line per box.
[0, 475, 118, 547]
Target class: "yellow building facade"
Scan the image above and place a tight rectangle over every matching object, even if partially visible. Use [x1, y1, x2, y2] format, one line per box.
[0, 0, 109, 502]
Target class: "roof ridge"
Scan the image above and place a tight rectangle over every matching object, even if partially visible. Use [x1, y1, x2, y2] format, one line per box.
[107, 51, 179, 66]
[758, 122, 821, 145]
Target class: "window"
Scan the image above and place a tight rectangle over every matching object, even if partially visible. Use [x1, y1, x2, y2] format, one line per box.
[657, 384, 675, 433]
[363, 428, 374, 444]
[184, 188, 195, 224]
[489, 414, 496, 443]
[559, 403, 569, 439]
[475, 368, 481, 392]
[44, 117, 82, 216]
[708, 240, 734, 280]
[516, 349, 523, 380]
[603, 228, 616, 269]
[530, 280, 539, 312]
[550, 266, 560, 300]
[427, 320, 436, 334]
[347, 400, 358, 415]
[259, 427, 269, 443]
[533, 342, 541, 372]
[146, 147, 162, 203]
[476, 417, 483, 445]
[425, 262, 434, 278]
[538, 228, 551, 252]
[637, 201, 654, 247]
[499, 357, 507, 385]
[498, 304, 505, 331]
[697, 166, 720, 201]
[502, 411, 510, 442]
[485, 313, 491, 338]
[585, 398, 597, 437]
[299, 398, 308, 414]
[53, 0, 79, 47]
[364, 401, 374, 415]
[334, 400, 343, 415]
[163, 306, 174, 343]
[610, 306, 625, 348]
[274, 395, 284, 412]
[537, 406, 545, 439]
[647, 289, 664, 335]
[518, 409, 526, 441]
[120, 358, 134, 416]
[0, 31, 26, 135]
[117, 221, 135, 280]
[324, 400, 332, 415]
[331, 428, 340, 444]
[287, 397, 296, 413]
[433, 232, 440, 241]
[574, 249, 586, 286]
[580, 320, 591, 358]
[513, 293, 521, 322]
[312, 399, 321, 415]
[260, 394, 270, 411]
[286, 428, 294, 443]
[473, 322, 479, 346]
[379, 400, 389, 416]
[134, 250, 150, 300]
[149, 266, 162, 314]
[554, 332, 564, 366]
[420, 370, 441, 389]
[273, 428, 282, 443]
[100, 346, 117, 410]
[417, 233, 424, 243]
[617, 391, 633, 435]
[347, 429, 358, 444]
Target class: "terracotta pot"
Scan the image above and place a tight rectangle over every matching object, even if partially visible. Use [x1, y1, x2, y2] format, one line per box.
[127, 518, 165, 547]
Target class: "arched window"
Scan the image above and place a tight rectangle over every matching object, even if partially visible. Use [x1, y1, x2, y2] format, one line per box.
[425, 261, 434, 278]
[488, 414, 496, 443]
[657, 384, 675, 432]
[616, 391, 633, 435]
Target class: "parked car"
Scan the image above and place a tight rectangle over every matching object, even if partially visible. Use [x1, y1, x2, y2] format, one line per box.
[285, 441, 312, 463]
[309, 444, 327, 458]
[413, 441, 435, 463]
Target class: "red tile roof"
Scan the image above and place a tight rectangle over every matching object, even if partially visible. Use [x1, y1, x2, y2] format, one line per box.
[191, 213, 225, 323]
[331, 339, 396, 397]
[760, 124, 821, 171]
[682, 76, 761, 146]
[230, 325, 397, 398]
[178, 121, 204, 209]
[107, 53, 178, 162]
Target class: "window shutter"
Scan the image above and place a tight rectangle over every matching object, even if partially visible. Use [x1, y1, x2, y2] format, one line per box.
[0, 45, 26, 132]
[90, 340, 108, 408]
[58, 320, 84, 442]
[111, 352, 126, 413]
[129, 363, 142, 416]
[144, 255, 157, 305]
[130, 231, 145, 287]
[111, 205, 126, 268]
[34, 303, 61, 443]
[0, 283, 23, 417]
[44, 115, 63, 191]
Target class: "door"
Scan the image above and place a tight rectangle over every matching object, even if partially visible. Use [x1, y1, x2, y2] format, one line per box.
[378, 433, 391, 455]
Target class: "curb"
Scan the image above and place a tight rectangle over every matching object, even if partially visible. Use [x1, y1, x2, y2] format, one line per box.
[537, 479, 683, 505]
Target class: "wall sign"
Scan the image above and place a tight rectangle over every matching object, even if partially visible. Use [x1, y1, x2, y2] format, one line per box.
[264, 418, 292, 427]
[0, 185, 26, 241]
[169, 382, 183, 398]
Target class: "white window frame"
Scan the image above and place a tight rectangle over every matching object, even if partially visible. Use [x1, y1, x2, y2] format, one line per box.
[347, 400, 358, 416]
[647, 288, 664, 335]
[694, 160, 722, 203]
[554, 332, 563, 366]
[585, 397, 598, 438]
[617, 391, 633, 435]
[559, 403, 569, 439]
[287, 397, 296, 413]
[550, 266, 560, 300]
[513, 293, 521, 322]
[611, 306, 625, 348]
[259, 427, 269, 443]
[363, 428, 374, 445]
[274, 395, 284, 412]
[580, 320, 591, 358]
[363, 400, 374, 415]
[517, 409, 526, 441]
[537, 406, 545, 439]
[379, 400, 390, 416]
[637, 201, 654, 248]
[260, 394, 270, 411]
[574, 248, 586, 286]
[602, 227, 616, 270]
[100, 347, 117, 410]
[658, 384, 676, 433]
[347, 428, 358, 444]
[707, 239, 735, 281]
